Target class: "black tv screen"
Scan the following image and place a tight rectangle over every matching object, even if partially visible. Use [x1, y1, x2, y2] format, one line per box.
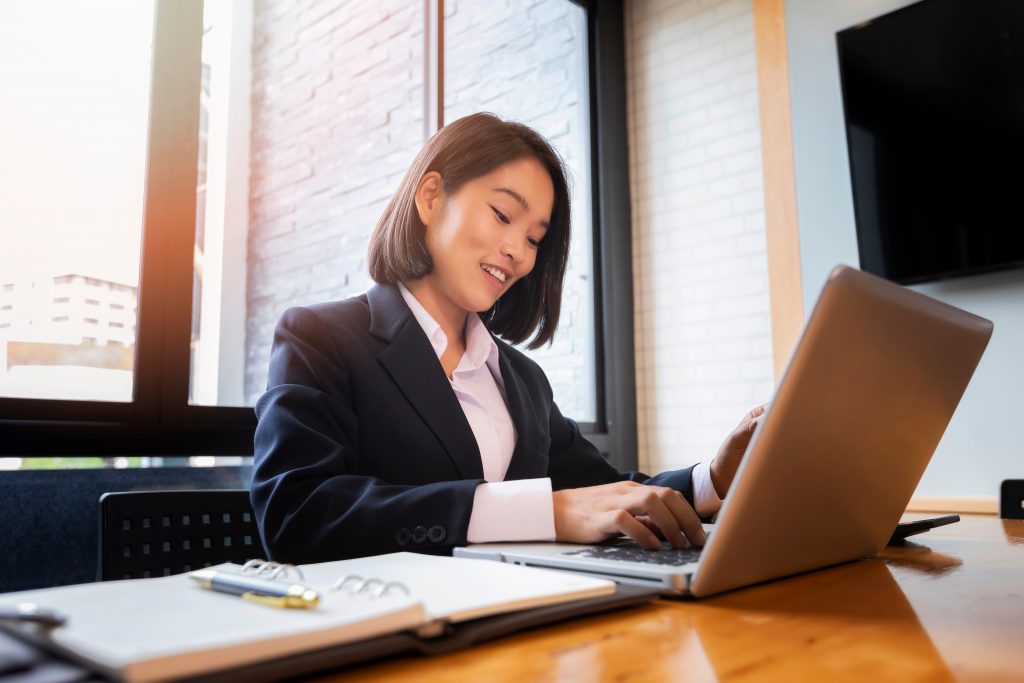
[837, 0, 1024, 285]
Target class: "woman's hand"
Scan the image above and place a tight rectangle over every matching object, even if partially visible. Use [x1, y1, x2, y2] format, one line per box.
[552, 481, 706, 550]
[709, 404, 766, 498]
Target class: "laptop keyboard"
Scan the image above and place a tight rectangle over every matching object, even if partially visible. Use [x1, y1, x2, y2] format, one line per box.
[561, 541, 703, 566]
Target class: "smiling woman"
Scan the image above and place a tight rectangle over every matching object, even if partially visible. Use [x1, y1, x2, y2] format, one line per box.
[406, 157, 555, 378]
[251, 113, 763, 564]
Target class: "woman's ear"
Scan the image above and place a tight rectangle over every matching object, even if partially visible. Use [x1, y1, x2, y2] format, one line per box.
[414, 171, 444, 227]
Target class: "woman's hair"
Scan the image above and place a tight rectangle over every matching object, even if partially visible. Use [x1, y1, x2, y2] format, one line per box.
[367, 112, 571, 349]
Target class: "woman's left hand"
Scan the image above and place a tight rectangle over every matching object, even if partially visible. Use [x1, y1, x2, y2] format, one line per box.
[709, 404, 766, 498]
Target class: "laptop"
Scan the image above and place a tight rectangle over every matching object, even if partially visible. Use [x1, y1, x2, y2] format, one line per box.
[456, 265, 993, 597]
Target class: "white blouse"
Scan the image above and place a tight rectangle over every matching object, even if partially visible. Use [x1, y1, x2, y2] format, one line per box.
[398, 284, 721, 543]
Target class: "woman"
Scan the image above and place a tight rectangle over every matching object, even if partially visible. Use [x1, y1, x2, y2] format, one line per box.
[252, 113, 763, 564]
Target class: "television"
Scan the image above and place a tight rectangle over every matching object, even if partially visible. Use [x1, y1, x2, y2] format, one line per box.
[837, 0, 1024, 285]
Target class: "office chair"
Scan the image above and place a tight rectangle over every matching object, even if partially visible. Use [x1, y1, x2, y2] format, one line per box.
[99, 489, 265, 581]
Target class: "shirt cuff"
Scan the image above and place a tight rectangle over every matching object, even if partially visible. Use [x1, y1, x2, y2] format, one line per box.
[692, 460, 723, 518]
[466, 478, 556, 543]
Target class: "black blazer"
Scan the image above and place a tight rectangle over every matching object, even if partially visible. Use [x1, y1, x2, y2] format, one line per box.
[252, 283, 696, 563]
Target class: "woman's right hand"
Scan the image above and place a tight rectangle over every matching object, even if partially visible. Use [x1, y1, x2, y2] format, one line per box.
[552, 481, 706, 550]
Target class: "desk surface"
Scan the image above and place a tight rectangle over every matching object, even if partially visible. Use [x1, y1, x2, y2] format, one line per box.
[324, 515, 1024, 682]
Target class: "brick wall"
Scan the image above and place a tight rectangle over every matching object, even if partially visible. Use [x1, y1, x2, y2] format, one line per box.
[245, 0, 425, 402]
[625, 0, 774, 472]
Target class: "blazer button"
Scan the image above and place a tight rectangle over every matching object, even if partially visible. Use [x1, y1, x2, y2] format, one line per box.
[427, 525, 446, 543]
[395, 528, 412, 547]
[412, 526, 427, 544]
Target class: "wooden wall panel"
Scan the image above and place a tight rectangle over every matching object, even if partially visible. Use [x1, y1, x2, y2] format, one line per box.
[753, 0, 804, 378]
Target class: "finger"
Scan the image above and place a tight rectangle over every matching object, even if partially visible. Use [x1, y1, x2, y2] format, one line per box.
[662, 490, 708, 548]
[635, 515, 664, 538]
[629, 489, 686, 549]
[612, 510, 661, 550]
[739, 404, 766, 428]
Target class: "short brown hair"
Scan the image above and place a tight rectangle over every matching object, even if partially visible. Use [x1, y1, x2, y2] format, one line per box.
[368, 112, 571, 349]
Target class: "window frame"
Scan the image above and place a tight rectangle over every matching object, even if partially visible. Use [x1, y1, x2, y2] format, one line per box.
[0, 0, 637, 471]
[0, 0, 252, 456]
[571, 0, 638, 471]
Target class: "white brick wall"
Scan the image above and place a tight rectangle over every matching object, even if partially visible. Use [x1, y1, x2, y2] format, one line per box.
[245, 0, 426, 402]
[626, 0, 774, 472]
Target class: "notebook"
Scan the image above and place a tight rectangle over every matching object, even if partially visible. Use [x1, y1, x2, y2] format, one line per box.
[458, 265, 994, 597]
[0, 553, 636, 683]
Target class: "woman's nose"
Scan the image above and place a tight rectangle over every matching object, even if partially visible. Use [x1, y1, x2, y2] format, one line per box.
[501, 234, 528, 263]
[501, 240, 521, 263]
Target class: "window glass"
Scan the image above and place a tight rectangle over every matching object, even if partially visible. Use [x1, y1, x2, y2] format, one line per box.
[189, 0, 425, 406]
[0, 1, 153, 402]
[444, 0, 596, 422]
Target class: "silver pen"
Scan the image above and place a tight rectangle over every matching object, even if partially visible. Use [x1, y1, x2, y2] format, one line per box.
[189, 569, 319, 609]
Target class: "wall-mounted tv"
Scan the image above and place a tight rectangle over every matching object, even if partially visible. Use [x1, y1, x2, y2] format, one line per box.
[837, 0, 1024, 285]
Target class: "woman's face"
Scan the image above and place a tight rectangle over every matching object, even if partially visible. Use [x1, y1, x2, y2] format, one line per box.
[417, 157, 554, 316]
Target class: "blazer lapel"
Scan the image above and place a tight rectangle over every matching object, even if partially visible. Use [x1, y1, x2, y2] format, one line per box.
[498, 351, 544, 481]
[368, 284, 484, 480]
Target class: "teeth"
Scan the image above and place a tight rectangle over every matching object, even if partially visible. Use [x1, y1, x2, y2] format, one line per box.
[481, 264, 506, 283]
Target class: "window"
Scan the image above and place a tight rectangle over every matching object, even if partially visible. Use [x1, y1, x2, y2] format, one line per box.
[1, 0, 635, 469]
[188, 0, 426, 408]
[0, 1, 150, 405]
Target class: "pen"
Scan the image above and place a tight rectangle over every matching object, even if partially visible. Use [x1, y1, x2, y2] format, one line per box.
[189, 569, 320, 609]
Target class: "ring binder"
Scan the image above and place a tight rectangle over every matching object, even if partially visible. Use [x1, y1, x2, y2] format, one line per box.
[0, 553, 629, 683]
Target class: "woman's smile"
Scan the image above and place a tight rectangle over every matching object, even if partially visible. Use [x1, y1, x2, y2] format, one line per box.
[481, 263, 510, 291]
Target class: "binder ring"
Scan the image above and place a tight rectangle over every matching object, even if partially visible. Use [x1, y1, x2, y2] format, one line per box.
[331, 574, 365, 593]
[357, 578, 385, 596]
[376, 581, 410, 598]
[240, 559, 304, 580]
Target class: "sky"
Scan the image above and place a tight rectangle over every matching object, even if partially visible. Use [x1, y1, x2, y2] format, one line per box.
[0, 1, 156, 287]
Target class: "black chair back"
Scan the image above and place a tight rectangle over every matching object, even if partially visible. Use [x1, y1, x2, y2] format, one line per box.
[99, 489, 264, 581]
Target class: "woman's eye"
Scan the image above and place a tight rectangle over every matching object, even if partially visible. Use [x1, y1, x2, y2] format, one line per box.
[490, 206, 510, 224]
[527, 237, 540, 248]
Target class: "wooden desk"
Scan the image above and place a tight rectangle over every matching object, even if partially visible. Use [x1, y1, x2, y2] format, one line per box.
[324, 515, 1024, 682]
